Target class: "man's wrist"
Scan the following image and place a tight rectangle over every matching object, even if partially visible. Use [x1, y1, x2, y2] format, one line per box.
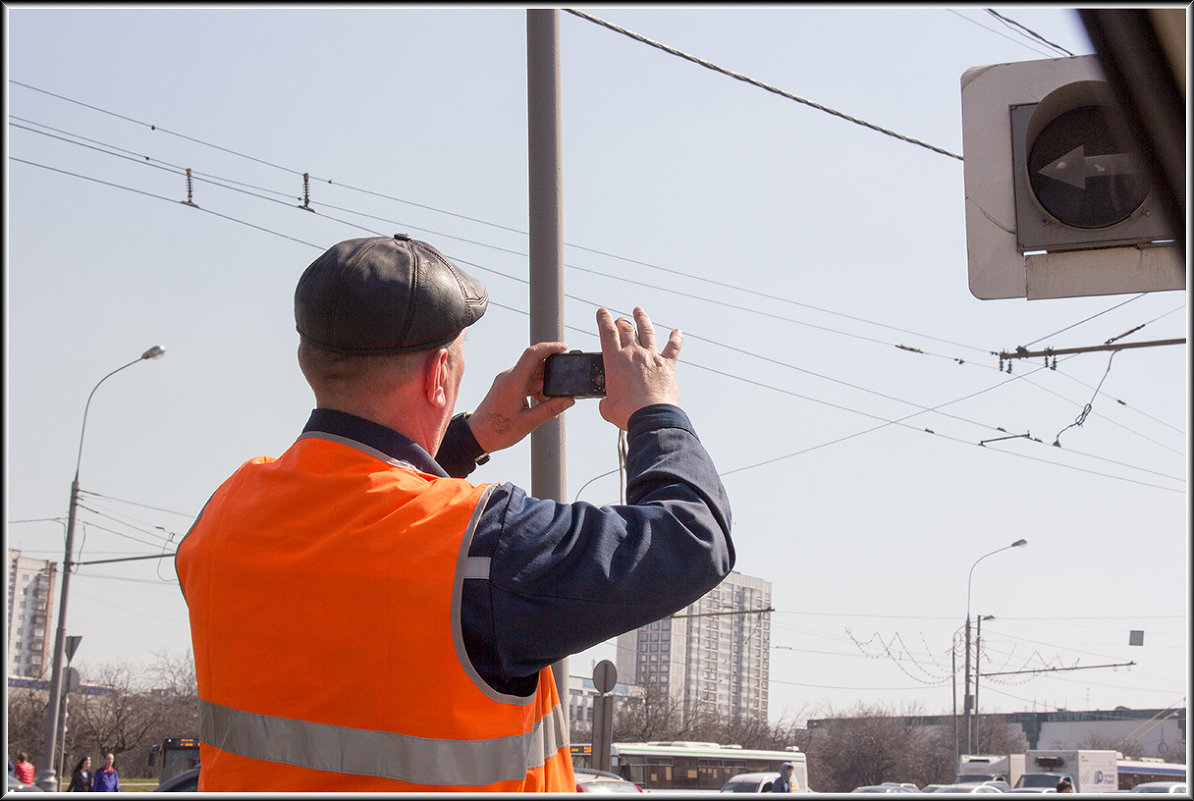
[460, 412, 491, 465]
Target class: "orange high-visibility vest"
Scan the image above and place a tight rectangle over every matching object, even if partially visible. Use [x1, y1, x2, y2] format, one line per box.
[176, 433, 575, 792]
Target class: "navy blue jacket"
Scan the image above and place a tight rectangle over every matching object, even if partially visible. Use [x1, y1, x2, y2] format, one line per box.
[302, 404, 734, 697]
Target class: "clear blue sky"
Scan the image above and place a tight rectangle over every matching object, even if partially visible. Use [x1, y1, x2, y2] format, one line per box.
[5, 6, 1188, 731]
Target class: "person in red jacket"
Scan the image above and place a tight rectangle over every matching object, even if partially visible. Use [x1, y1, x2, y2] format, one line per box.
[13, 753, 35, 786]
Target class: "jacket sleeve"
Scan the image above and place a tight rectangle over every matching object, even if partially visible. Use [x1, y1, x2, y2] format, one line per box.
[460, 404, 734, 694]
[435, 413, 486, 479]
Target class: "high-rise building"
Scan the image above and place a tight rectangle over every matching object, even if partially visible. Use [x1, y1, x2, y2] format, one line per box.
[7, 549, 57, 679]
[616, 571, 771, 725]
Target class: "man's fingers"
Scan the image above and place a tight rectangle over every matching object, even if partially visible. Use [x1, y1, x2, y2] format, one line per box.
[597, 308, 619, 354]
[503, 341, 569, 392]
[660, 328, 683, 361]
[528, 395, 575, 424]
[616, 316, 636, 348]
[633, 307, 657, 351]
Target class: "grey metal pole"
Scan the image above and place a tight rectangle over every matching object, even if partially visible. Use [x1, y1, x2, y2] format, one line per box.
[38, 347, 164, 791]
[974, 616, 983, 751]
[952, 637, 959, 773]
[963, 615, 972, 756]
[973, 615, 993, 751]
[961, 539, 1025, 760]
[527, 8, 569, 721]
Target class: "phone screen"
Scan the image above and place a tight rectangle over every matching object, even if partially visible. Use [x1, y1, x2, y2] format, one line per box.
[543, 352, 606, 397]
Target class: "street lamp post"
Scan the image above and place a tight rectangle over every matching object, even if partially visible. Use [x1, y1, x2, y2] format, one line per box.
[973, 614, 994, 751]
[962, 538, 1026, 760]
[37, 346, 165, 791]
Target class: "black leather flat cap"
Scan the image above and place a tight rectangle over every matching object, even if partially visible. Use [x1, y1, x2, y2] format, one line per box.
[295, 234, 488, 353]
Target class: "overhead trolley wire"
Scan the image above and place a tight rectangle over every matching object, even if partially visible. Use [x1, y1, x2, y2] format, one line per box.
[11, 157, 324, 250]
[4, 117, 995, 364]
[12, 141, 1183, 492]
[1020, 293, 1149, 349]
[23, 109, 1183, 449]
[562, 8, 964, 161]
[946, 10, 1060, 59]
[7, 90, 1126, 367]
[15, 126, 1180, 463]
[11, 80, 304, 176]
[14, 153, 1182, 493]
[984, 8, 1075, 57]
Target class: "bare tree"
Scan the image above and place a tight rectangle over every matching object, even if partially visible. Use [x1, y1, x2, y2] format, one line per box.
[67, 661, 158, 765]
[804, 701, 944, 792]
[7, 651, 200, 781]
[611, 681, 685, 743]
[5, 687, 47, 769]
[975, 716, 1029, 757]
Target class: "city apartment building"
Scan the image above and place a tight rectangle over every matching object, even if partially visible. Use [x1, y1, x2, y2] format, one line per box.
[7, 549, 57, 679]
[568, 673, 635, 735]
[616, 571, 771, 725]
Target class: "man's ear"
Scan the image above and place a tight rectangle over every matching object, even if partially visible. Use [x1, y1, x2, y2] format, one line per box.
[423, 347, 450, 409]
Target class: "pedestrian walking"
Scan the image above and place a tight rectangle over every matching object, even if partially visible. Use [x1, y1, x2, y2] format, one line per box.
[68, 756, 92, 792]
[770, 762, 795, 792]
[176, 235, 734, 791]
[91, 753, 120, 792]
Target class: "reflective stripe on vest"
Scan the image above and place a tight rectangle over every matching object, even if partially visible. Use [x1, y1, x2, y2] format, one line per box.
[198, 695, 569, 785]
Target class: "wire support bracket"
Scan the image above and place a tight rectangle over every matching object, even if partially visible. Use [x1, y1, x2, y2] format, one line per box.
[180, 167, 199, 208]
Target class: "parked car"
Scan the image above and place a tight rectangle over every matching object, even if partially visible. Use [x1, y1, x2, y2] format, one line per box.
[575, 768, 643, 793]
[720, 772, 776, 792]
[7, 774, 44, 793]
[1013, 772, 1074, 791]
[152, 766, 200, 792]
[851, 784, 918, 792]
[1131, 782, 1188, 793]
[152, 765, 643, 793]
[1006, 788, 1056, 793]
[920, 782, 1007, 792]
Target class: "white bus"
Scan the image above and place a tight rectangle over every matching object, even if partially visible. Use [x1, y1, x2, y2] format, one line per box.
[569, 741, 808, 792]
[1117, 758, 1186, 791]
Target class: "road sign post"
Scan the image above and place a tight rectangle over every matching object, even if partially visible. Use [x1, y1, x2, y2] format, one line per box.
[591, 660, 616, 774]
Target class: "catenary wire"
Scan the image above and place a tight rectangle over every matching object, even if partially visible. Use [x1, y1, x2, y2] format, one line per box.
[70, 515, 172, 551]
[13, 113, 1007, 365]
[9, 155, 1012, 458]
[27, 103, 1183, 443]
[1020, 293, 1147, 348]
[19, 148, 1184, 490]
[77, 489, 198, 518]
[984, 8, 1076, 56]
[11, 157, 324, 249]
[22, 108, 1186, 448]
[478, 271, 1183, 485]
[562, 8, 964, 161]
[946, 10, 1060, 59]
[13, 95, 1151, 367]
[77, 504, 181, 544]
[11, 80, 304, 175]
[12, 156, 1183, 493]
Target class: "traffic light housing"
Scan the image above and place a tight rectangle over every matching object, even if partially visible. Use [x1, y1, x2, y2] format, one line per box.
[961, 54, 1183, 300]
